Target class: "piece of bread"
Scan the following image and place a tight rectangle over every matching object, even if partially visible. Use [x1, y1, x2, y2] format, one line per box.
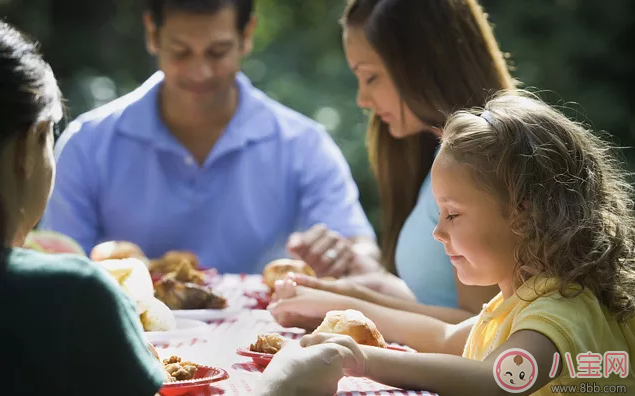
[313, 309, 387, 348]
[90, 241, 146, 261]
[262, 259, 316, 290]
[139, 297, 177, 332]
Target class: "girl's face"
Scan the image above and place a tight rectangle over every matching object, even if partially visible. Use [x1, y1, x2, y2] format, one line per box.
[343, 27, 431, 139]
[431, 151, 518, 297]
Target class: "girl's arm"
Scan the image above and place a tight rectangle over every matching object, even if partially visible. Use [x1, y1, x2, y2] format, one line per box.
[343, 296, 476, 355]
[269, 285, 474, 355]
[361, 329, 560, 396]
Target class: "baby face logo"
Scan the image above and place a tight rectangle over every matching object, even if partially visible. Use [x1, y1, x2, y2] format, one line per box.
[493, 348, 538, 393]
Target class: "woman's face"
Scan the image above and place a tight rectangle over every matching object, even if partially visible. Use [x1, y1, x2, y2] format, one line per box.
[343, 27, 427, 139]
[16, 120, 56, 241]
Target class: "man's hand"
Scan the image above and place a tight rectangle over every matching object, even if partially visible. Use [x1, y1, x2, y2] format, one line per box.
[259, 340, 356, 396]
[287, 224, 381, 278]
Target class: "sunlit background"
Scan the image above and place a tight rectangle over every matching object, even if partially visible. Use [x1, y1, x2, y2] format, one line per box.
[2, 0, 634, 235]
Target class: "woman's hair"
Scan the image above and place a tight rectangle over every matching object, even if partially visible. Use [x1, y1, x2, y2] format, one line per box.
[0, 21, 62, 261]
[341, 0, 516, 273]
[442, 90, 635, 322]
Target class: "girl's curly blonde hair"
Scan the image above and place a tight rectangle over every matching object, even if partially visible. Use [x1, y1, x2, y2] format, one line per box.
[441, 90, 635, 322]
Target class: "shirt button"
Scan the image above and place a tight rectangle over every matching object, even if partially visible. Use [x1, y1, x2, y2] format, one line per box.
[184, 156, 195, 166]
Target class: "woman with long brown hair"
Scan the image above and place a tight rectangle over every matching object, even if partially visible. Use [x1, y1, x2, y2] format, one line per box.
[281, 0, 515, 324]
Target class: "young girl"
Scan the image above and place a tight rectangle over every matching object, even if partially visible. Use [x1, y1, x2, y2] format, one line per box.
[268, 91, 635, 395]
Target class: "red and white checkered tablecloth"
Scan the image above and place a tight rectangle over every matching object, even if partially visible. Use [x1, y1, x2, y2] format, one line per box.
[153, 274, 437, 396]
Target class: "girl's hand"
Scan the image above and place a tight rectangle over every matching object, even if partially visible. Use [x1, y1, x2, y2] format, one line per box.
[300, 333, 367, 377]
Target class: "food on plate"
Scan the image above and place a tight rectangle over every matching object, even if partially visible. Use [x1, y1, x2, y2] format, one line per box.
[97, 258, 176, 331]
[262, 259, 316, 290]
[150, 250, 199, 274]
[169, 260, 205, 285]
[90, 240, 146, 262]
[249, 333, 286, 354]
[154, 273, 227, 310]
[23, 230, 85, 255]
[313, 309, 387, 348]
[163, 356, 199, 382]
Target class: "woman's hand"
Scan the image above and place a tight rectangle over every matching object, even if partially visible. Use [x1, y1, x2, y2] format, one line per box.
[285, 273, 365, 300]
[269, 279, 353, 328]
[287, 224, 382, 278]
[259, 340, 356, 396]
[288, 271, 417, 303]
[300, 333, 367, 377]
[344, 272, 417, 301]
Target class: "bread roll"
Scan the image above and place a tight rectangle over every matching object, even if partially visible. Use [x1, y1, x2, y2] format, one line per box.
[90, 241, 146, 261]
[313, 309, 387, 348]
[98, 258, 155, 314]
[139, 297, 177, 332]
[262, 259, 316, 290]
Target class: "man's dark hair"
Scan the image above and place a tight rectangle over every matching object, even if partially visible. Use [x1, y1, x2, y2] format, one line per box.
[146, 0, 254, 32]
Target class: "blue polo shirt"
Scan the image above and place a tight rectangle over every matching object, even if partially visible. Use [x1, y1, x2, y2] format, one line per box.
[40, 71, 374, 273]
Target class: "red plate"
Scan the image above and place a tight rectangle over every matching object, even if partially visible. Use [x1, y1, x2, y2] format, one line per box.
[243, 291, 272, 309]
[236, 344, 413, 368]
[236, 346, 275, 367]
[158, 365, 229, 396]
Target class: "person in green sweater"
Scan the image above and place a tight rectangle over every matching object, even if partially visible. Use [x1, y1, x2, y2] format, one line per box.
[0, 20, 165, 396]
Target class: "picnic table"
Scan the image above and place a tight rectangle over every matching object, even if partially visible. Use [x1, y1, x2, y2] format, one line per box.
[151, 274, 437, 396]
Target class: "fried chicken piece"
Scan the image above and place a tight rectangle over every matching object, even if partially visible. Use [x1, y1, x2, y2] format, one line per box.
[172, 260, 205, 285]
[149, 251, 199, 273]
[250, 333, 286, 354]
[154, 274, 227, 310]
[163, 356, 199, 381]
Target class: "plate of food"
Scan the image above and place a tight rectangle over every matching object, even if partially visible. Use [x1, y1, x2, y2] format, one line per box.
[149, 252, 232, 320]
[145, 318, 209, 343]
[244, 259, 318, 309]
[236, 333, 286, 366]
[157, 355, 229, 396]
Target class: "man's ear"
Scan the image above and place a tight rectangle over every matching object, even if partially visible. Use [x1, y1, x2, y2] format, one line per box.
[143, 11, 159, 55]
[241, 15, 257, 55]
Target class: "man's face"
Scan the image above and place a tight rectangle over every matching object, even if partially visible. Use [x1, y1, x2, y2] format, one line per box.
[144, 6, 255, 110]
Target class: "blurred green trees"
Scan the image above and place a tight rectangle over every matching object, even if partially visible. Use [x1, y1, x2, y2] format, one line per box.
[2, 0, 634, 236]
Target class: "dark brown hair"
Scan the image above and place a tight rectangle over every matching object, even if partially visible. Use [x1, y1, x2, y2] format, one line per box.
[145, 0, 254, 32]
[342, 0, 516, 273]
[0, 21, 61, 264]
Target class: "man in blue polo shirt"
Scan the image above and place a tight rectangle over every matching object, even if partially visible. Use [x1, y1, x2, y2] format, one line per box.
[40, 0, 378, 275]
